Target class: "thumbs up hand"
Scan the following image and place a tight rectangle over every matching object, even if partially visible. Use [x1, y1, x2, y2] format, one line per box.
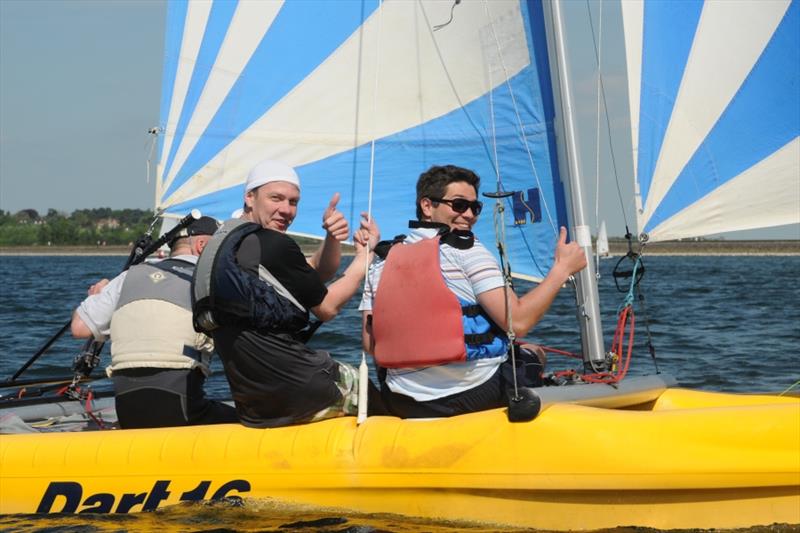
[322, 192, 349, 242]
[554, 226, 587, 276]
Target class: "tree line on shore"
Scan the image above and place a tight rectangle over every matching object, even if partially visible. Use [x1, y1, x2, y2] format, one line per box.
[0, 208, 153, 246]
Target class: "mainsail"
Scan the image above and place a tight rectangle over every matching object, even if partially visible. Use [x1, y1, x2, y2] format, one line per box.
[622, 0, 800, 241]
[155, 0, 569, 281]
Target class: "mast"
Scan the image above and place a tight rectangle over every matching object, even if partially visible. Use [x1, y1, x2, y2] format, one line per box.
[543, 0, 606, 369]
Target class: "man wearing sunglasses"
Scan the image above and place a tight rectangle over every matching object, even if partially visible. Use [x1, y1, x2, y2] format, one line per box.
[359, 164, 587, 418]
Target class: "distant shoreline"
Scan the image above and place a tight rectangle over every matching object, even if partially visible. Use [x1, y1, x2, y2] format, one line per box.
[2, 240, 799, 257]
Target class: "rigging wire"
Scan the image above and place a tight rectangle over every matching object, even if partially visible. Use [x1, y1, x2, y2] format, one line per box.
[482, 0, 520, 401]
[636, 281, 660, 373]
[492, 192, 520, 400]
[583, 0, 629, 230]
[483, 1, 557, 236]
[418, 1, 496, 165]
[594, 0, 603, 230]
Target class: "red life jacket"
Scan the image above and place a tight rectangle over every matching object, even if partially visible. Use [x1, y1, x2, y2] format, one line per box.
[372, 236, 468, 368]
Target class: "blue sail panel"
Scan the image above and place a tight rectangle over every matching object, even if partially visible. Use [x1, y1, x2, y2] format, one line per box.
[158, 0, 190, 159]
[636, 0, 704, 208]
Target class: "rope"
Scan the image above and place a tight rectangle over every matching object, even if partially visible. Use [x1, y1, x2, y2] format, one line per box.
[551, 306, 634, 385]
[538, 255, 641, 384]
[492, 198, 520, 399]
[779, 380, 800, 396]
[538, 345, 582, 360]
[56, 385, 107, 430]
[594, 0, 603, 228]
[617, 256, 642, 313]
[357, 0, 383, 425]
[485, 2, 500, 189]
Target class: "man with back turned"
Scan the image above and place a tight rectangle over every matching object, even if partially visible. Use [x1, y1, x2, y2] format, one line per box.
[71, 216, 237, 429]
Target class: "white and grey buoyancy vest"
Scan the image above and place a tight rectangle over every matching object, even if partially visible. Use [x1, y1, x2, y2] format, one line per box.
[192, 219, 309, 336]
[108, 259, 213, 376]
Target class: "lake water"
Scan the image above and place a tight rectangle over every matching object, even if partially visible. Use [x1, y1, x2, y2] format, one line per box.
[1, 253, 798, 531]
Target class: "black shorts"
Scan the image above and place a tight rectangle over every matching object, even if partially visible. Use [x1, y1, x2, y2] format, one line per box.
[213, 327, 344, 428]
[378, 346, 543, 419]
[113, 367, 237, 429]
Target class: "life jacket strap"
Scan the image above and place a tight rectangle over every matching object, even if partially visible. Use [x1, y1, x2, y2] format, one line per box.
[464, 332, 497, 346]
[181, 345, 202, 360]
[151, 258, 194, 283]
[461, 304, 483, 317]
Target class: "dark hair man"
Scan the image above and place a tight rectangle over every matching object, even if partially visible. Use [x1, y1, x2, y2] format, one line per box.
[192, 159, 380, 428]
[71, 216, 237, 429]
[360, 164, 587, 418]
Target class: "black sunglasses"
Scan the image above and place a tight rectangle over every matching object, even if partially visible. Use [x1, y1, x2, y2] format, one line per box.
[428, 197, 483, 215]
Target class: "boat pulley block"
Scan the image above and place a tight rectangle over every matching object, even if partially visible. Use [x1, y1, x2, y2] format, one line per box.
[507, 387, 541, 422]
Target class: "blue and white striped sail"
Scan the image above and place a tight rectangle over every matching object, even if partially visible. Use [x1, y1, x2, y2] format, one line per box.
[622, 0, 800, 242]
[155, 0, 568, 281]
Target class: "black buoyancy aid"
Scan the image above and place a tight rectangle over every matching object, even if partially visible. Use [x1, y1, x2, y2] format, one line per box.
[192, 219, 309, 336]
[371, 230, 508, 369]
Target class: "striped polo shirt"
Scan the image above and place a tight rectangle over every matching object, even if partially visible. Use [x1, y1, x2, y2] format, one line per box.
[359, 227, 507, 401]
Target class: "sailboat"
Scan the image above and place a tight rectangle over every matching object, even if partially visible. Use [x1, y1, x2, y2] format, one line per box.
[1, 0, 798, 529]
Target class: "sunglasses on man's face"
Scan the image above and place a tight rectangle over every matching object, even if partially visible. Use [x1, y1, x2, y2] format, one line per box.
[428, 197, 483, 215]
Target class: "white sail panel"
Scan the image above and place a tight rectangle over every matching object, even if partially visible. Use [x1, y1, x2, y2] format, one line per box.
[162, 0, 531, 210]
[639, 0, 791, 231]
[161, 1, 283, 195]
[620, 0, 645, 224]
[620, 0, 642, 184]
[647, 137, 800, 240]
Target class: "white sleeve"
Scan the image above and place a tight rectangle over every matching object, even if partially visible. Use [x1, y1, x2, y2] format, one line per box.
[75, 272, 127, 341]
[461, 242, 505, 295]
[358, 260, 383, 312]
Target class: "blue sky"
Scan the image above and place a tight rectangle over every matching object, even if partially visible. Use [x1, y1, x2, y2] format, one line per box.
[0, 0, 165, 215]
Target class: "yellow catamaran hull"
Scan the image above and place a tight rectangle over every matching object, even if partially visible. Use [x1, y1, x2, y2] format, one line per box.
[2, 388, 799, 530]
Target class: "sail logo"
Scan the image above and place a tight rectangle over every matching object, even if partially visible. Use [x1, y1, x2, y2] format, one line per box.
[512, 188, 541, 225]
[36, 479, 251, 514]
